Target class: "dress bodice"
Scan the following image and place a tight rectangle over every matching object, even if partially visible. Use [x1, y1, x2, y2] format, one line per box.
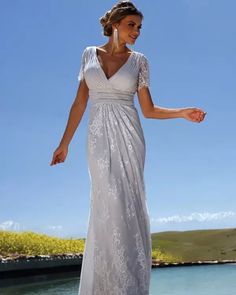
[77, 46, 150, 106]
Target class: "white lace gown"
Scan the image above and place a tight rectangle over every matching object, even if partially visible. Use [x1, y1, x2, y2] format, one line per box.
[77, 46, 152, 295]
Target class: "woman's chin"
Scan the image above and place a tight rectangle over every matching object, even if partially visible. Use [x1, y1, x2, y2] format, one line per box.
[127, 39, 136, 45]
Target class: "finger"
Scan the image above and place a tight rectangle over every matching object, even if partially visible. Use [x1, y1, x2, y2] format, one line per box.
[55, 158, 60, 164]
[192, 113, 199, 120]
[54, 156, 60, 164]
[198, 112, 204, 119]
[50, 157, 56, 165]
[195, 110, 203, 116]
[56, 157, 63, 164]
[53, 151, 60, 161]
[194, 109, 204, 116]
[52, 156, 59, 165]
[52, 159, 57, 165]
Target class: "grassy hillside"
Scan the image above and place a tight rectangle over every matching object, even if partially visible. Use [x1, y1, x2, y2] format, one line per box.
[151, 227, 236, 262]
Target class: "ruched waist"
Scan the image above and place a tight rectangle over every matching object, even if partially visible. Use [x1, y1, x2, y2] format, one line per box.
[89, 90, 134, 107]
[90, 98, 134, 107]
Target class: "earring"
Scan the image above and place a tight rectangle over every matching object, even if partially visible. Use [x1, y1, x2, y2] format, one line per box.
[113, 28, 119, 48]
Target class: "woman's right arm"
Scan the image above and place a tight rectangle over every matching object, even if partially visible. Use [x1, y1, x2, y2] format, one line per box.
[50, 79, 89, 166]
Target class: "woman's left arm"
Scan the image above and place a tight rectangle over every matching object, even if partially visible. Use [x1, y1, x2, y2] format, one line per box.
[137, 87, 206, 123]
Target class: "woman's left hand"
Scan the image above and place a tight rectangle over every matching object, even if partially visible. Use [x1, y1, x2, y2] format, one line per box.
[181, 108, 207, 123]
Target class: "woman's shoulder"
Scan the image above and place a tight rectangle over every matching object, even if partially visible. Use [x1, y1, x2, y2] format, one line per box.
[80, 46, 94, 57]
[85, 45, 95, 50]
[132, 49, 148, 59]
[80, 46, 95, 61]
[132, 50, 149, 66]
[132, 49, 144, 55]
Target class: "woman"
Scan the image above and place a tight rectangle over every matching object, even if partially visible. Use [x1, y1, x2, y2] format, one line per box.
[50, 1, 206, 294]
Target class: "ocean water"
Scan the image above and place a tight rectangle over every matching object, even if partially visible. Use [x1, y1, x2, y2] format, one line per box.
[1, 264, 236, 294]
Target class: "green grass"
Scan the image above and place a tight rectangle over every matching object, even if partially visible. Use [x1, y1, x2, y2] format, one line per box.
[2, 228, 236, 263]
[151, 227, 236, 262]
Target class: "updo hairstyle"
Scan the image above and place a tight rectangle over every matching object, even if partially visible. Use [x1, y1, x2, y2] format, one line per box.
[99, 1, 143, 36]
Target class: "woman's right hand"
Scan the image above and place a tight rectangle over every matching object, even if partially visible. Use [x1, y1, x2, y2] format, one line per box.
[50, 144, 68, 166]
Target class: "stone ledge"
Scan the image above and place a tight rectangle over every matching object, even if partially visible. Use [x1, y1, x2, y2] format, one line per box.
[0, 253, 83, 272]
[152, 259, 236, 268]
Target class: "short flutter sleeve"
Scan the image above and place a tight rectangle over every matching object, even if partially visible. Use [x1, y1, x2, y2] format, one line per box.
[137, 54, 150, 91]
[77, 47, 87, 82]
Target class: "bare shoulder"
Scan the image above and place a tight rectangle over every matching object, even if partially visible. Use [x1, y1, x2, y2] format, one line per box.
[95, 45, 106, 52]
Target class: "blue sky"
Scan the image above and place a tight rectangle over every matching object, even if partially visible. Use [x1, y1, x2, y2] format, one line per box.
[1, 0, 235, 238]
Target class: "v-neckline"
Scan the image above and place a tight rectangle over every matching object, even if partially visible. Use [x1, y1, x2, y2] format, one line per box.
[94, 46, 134, 81]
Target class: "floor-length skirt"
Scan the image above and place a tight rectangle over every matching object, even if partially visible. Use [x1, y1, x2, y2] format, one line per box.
[78, 100, 152, 295]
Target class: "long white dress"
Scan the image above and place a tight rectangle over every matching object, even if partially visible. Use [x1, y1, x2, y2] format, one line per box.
[77, 46, 152, 295]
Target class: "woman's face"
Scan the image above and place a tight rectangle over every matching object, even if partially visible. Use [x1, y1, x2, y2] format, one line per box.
[113, 15, 142, 45]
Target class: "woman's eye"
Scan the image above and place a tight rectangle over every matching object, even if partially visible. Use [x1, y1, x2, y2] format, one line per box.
[128, 23, 142, 30]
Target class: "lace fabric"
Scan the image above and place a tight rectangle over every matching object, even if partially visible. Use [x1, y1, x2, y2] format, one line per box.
[137, 54, 150, 91]
[77, 46, 152, 295]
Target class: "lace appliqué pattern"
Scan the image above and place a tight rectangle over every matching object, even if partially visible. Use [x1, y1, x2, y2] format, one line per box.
[137, 54, 150, 92]
[111, 225, 137, 294]
[108, 175, 122, 201]
[97, 149, 110, 179]
[134, 232, 150, 293]
[88, 108, 104, 155]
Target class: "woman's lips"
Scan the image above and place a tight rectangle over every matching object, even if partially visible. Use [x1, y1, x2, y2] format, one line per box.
[129, 35, 137, 40]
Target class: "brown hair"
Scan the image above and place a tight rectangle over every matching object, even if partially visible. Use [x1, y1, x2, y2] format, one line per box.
[99, 1, 143, 36]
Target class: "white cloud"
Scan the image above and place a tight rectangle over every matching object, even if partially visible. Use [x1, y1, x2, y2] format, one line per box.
[0, 221, 63, 235]
[0, 220, 21, 231]
[151, 211, 236, 224]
